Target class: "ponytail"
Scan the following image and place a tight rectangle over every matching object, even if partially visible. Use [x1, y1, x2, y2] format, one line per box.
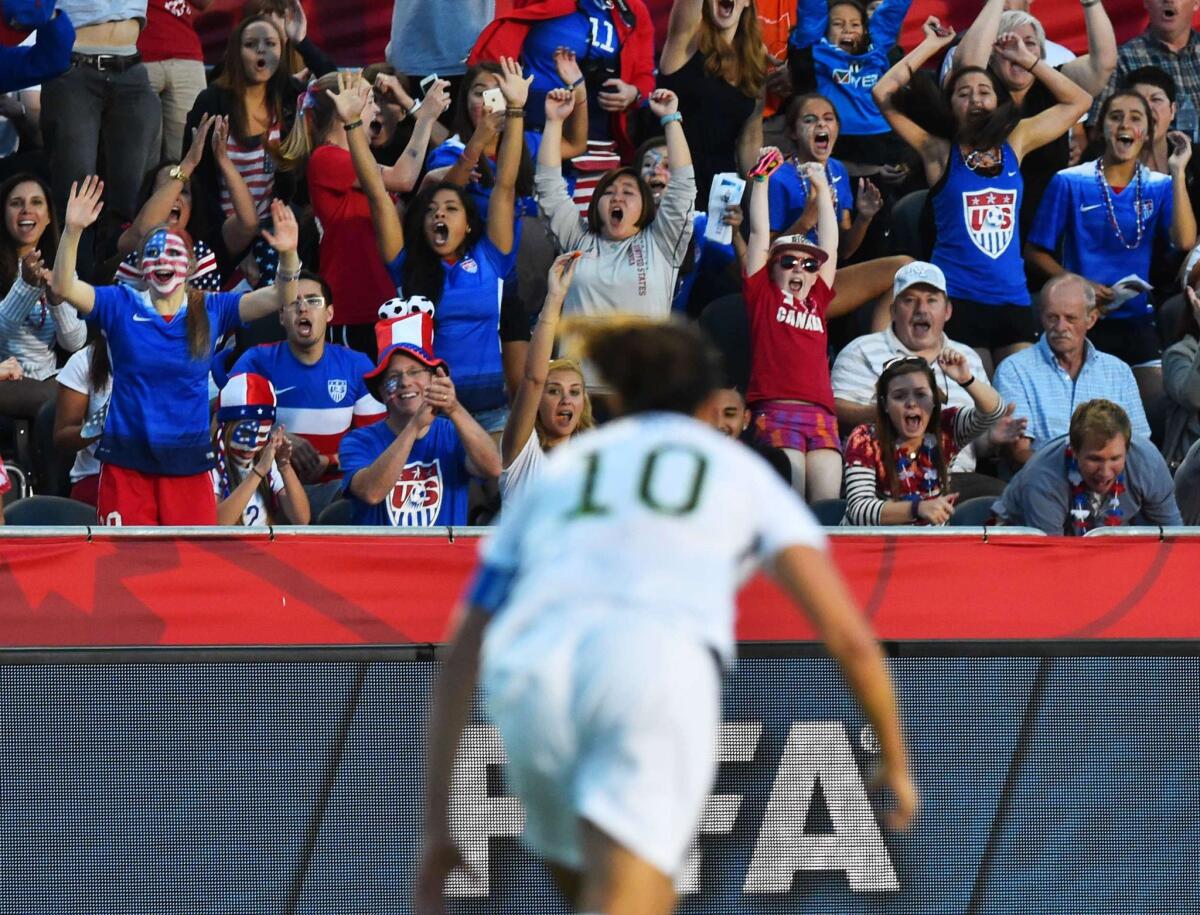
[277, 74, 341, 170]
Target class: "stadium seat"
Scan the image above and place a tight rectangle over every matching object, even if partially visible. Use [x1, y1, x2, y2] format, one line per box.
[4, 495, 97, 526]
[304, 480, 343, 521]
[316, 498, 354, 526]
[949, 496, 997, 527]
[809, 498, 847, 526]
[35, 399, 72, 497]
[698, 293, 750, 392]
[886, 189, 929, 260]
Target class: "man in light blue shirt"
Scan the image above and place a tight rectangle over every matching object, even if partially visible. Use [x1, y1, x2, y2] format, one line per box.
[994, 273, 1150, 466]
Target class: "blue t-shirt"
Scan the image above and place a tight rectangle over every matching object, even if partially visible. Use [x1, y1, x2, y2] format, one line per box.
[767, 158, 853, 242]
[426, 130, 544, 220]
[673, 212, 738, 313]
[86, 286, 244, 475]
[521, 0, 619, 138]
[790, 0, 912, 137]
[931, 143, 1030, 307]
[339, 416, 471, 527]
[1027, 160, 1174, 321]
[387, 236, 516, 414]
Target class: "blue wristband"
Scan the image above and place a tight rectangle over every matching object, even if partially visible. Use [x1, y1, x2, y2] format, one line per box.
[659, 112, 682, 126]
[568, 75, 585, 89]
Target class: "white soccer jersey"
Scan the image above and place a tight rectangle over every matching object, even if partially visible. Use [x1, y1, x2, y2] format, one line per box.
[478, 412, 827, 667]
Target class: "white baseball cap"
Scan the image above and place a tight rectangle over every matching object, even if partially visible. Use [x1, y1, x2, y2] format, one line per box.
[893, 261, 948, 299]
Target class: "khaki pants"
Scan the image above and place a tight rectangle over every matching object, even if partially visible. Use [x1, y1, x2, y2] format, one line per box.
[144, 58, 208, 161]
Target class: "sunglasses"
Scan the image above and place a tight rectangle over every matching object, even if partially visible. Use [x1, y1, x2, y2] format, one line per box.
[776, 255, 821, 273]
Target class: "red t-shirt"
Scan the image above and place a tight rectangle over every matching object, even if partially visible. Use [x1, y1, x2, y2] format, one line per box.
[743, 266, 837, 410]
[307, 145, 400, 326]
[138, 0, 203, 64]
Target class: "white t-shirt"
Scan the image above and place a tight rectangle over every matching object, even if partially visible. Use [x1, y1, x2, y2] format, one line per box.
[210, 462, 285, 527]
[479, 412, 827, 668]
[499, 430, 547, 505]
[56, 345, 113, 484]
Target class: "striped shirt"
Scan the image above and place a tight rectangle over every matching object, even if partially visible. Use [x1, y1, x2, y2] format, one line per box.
[1091, 30, 1200, 139]
[842, 402, 1007, 526]
[993, 336, 1151, 451]
[0, 275, 87, 380]
[221, 124, 280, 220]
[830, 325, 987, 472]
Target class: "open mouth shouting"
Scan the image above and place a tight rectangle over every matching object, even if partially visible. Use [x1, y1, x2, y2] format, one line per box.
[608, 204, 625, 230]
[295, 315, 314, 339]
[716, 0, 736, 20]
[901, 410, 926, 436]
[812, 128, 832, 157]
[14, 218, 38, 239]
[909, 315, 932, 338]
[432, 221, 450, 246]
[1113, 129, 1138, 156]
[369, 117, 384, 141]
[646, 176, 667, 198]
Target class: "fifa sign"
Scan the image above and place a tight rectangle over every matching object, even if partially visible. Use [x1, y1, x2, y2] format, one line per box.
[446, 721, 897, 897]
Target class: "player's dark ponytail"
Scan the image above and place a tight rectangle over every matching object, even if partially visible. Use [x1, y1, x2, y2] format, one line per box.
[575, 318, 725, 417]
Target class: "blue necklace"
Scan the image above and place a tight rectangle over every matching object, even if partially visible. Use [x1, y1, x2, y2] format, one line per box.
[1093, 158, 1145, 251]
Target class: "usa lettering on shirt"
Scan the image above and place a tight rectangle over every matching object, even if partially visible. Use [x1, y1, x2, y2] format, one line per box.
[627, 242, 648, 297]
[387, 459, 444, 526]
[963, 189, 1016, 259]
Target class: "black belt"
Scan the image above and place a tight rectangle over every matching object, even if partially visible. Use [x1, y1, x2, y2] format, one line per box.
[71, 51, 142, 72]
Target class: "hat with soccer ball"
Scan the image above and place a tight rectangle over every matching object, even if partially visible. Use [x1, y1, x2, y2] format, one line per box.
[363, 296, 446, 398]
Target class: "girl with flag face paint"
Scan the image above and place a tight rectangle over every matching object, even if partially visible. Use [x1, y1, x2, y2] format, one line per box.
[211, 372, 310, 527]
[50, 177, 302, 526]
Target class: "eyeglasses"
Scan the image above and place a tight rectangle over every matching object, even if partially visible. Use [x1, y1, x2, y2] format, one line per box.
[776, 255, 821, 273]
[383, 368, 433, 391]
[285, 295, 327, 312]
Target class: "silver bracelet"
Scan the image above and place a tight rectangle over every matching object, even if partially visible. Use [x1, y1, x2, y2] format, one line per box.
[277, 264, 302, 282]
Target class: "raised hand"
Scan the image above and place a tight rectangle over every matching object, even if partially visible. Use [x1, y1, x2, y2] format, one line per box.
[598, 78, 639, 112]
[722, 204, 744, 229]
[284, 0, 307, 44]
[937, 347, 973, 384]
[1168, 130, 1193, 173]
[211, 115, 234, 166]
[261, 199, 298, 253]
[419, 79, 452, 121]
[801, 161, 829, 192]
[547, 251, 581, 299]
[647, 88, 679, 119]
[272, 425, 293, 468]
[554, 46, 583, 88]
[869, 762, 919, 831]
[920, 16, 955, 48]
[64, 176, 105, 232]
[994, 31, 1038, 70]
[254, 431, 280, 479]
[425, 367, 459, 417]
[987, 403, 1028, 445]
[182, 113, 214, 173]
[856, 178, 883, 218]
[544, 87, 576, 123]
[374, 73, 414, 111]
[325, 69, 370, 124]
[496, 56, 532, 109]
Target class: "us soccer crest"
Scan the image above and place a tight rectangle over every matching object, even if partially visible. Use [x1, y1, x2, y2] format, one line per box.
[963, 189, 1016, 259]
[387, 459, 443, 526]
[327, 379, 347, 403]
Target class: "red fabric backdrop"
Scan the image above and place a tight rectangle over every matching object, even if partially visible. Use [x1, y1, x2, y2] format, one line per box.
[1, 532, 1197, 647]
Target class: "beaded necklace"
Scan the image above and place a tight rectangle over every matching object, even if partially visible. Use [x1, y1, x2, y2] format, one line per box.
[964, 146, 1002, 174]
[894, 432, 941, 502]
[1065, 445, 1125, 536]
[1092, 158, 1145, 251]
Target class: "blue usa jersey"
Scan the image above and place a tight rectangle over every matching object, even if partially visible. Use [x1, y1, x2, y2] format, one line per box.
[1027, 160, 1174, 321]
[387, 236, 516, 415]
[790, 0, 912, 136]
[767, 158, 853, 242]
[931, 143, 1030, 307]
[86, 286, 243, 475]
[339, 416, 471, 527]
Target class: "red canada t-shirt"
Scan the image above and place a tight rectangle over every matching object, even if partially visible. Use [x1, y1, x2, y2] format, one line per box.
[307, 145, 400, 326]
[138, 0, 203, 64]
[743, 266, 837, 410]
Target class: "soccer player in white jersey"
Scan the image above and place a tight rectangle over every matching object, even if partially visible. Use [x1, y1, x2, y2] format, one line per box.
[416, 322, 917, 915]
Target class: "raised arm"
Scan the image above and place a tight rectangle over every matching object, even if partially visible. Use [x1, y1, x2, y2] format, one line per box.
[554, 48, 590, 160]
[49, 177, 105, 316]
[534, 95, 589, 252]
[804, 162, 839, 288]
[872, 18, 956, 183]
[650, 88, 692, 171]
[333, 77, 405, 263]
[502, 254, 578, 468]
[429, 368, 502, 480]
[1168, 132, 1198, 251]
[1003, 36, 1094, 160]
[737, 97, 766, 178]
[237, 199, 299, 322]
[661, 0, 704, 73]
[117, 115, 214, 256]
[746, 158, 774, 275]
[773, 544, 917, 830]
[954, 0, 1005, 71]
[488, 57, 532, 256]
[208, 115, 263, 257]
[1060, 0, 1117, 97]
[382, 80, 451, 193]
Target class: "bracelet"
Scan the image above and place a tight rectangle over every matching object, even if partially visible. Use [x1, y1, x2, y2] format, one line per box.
[277, 264, 302, 282]
[961, 374, 976, 388]
[506, 108, 525, 118]
[251, 466, 267, 482]
[567, 75, 585, 90]
[1025, 59, 1039, 72]
[343, 119, 363, 132]
[407, 98, 422, 115]
[907, 495, 921, 520]
[659, 112, 682, 126]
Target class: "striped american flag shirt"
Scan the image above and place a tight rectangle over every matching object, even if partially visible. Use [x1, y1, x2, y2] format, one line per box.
[221, 125, 280, 220]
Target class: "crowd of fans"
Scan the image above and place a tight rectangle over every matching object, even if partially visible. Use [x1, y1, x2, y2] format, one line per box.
[1, 0, 1199, 534]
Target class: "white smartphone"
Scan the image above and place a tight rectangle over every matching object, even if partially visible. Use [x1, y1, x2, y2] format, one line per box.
[482, 87, 505, 114]
[419, 73, 438, 97]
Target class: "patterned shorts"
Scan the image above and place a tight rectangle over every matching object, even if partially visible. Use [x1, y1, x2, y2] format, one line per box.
[750, 401, 841, 454]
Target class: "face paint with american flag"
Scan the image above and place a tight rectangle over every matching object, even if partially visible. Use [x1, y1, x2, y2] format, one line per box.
[228, 418, 273, 462]
[141, 229, 191, 296]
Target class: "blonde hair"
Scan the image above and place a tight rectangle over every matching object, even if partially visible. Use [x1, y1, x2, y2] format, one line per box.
[277, 72, 344, 169]
[534, 358, 594, 448]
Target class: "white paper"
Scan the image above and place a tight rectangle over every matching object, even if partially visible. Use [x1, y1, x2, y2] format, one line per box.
[704, 173, 746, 246]
[1107, 273, 1154, 309]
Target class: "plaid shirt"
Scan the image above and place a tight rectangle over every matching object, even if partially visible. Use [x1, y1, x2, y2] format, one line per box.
[1091, 29, 1200, 136]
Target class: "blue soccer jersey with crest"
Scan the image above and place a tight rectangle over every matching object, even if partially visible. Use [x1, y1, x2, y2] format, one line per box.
[1027, 160, 1174, 321]
[930, 143, 1030, 307]
[85, 286, 243, 475]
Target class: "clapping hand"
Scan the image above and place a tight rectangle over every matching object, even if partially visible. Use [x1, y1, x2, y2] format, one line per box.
[424, 367, 459, 418]
[182, 113, 215, 174]
[272, 425, 294, 469]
